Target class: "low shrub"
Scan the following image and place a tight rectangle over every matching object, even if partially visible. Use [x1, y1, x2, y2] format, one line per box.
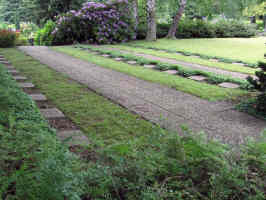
[0, 64, 85, 199]
[34, 20, 56, 46]
[0, 29, 16, 47]
[137, 19, 256, 39]
[247, 61, 266, 112]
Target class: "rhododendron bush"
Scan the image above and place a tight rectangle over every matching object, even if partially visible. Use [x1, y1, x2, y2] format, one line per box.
[52, 0, 134, 45]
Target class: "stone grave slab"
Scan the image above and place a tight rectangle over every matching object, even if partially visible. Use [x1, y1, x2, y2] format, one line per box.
[114, 57, 123, 61]
[218, 82, 240, 89]
[209, 59, 219, 62]
[13, 76, 27, 81]
[102, 54, 110, 57]
[232, 62, 245, 66]
[7, 70, 19, 75]
[143, 64, 156, 69]
[164, 70, 178, 75]
[57, 130, 89, 145]
[127, 61, 137, 65]
[30, 94, 47, 101]
[0, 61, 10, 65]
[189, 75, 207, 81]
[18, 82, 35, 88]
[40, 108, 65, 119]
[192, 56, 200, 59]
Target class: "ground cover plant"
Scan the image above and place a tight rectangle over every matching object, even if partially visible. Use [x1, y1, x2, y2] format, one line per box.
[52, 46, 248, 101]
[0, 29, 16, 47]
[237, 61, 266, 119]
[76, 45, 253, 90]
[106, 44, 258, 75]
[0, 64, 86, 200]
[0, 49, 265, 200]
[123, 38, 264, 65]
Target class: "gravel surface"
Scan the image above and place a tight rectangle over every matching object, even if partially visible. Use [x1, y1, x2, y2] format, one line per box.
[19, 46, 266, 146]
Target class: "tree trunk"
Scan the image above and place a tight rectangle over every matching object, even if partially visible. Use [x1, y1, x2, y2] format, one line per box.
[263, 15, 266, 32]
[146, 0, 156, 41]
[132, 0, 138, 39]
[166, 0, 187, 39]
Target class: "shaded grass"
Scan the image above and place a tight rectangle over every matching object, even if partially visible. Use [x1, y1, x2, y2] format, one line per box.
[106, 44, 258, 75]
[123, 38, 264, 64]
[53, 46, 248, 101]
[0, 48, 155, 145]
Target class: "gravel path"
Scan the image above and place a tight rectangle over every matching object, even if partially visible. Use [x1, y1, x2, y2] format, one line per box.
[19, 46, 265, 146]
[99, 46, 255, 80]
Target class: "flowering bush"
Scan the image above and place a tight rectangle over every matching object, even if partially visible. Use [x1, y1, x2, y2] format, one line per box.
[52, 0, 134, 45]
[0, 29, 17, 47]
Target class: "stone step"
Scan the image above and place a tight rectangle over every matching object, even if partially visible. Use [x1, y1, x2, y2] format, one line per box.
[57, 130, 89, 145]
[218, 82, 240, 89]
[29, 94, 47, 101]
[101, 54, 110, 58]
[40, 108, 65, 119]
[18, 82, 35, 88]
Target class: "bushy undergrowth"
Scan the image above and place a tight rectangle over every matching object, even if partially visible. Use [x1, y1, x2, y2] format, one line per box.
[0, 29, 16, 47]
[138, 19, 257, 40]
[34, 20, 56, 46]
[83, 127, 266, 200]
[0, 65, 85, 200]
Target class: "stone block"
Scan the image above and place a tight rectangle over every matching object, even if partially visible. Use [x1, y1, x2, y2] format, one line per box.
[218, 82, 240, 89]
[40, 108, 65, 119]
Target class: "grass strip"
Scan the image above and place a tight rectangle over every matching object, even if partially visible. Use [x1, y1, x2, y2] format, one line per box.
[52, 46, 248, 101]
[78, 45, 253, 90]
[0, 63, 85, 199]
[127, 44, 257, 67]
[107, 44, 258, 75]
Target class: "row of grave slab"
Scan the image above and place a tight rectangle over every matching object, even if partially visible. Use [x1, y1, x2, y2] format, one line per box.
[0, 56, 89, 146]
[83, 48, 241, 89]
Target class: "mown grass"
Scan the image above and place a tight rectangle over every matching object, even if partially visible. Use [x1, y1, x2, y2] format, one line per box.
[123, 38, 265, 64]
[52, 46, 248, 101]
[0, 48, 155, 145]
[106, 44, 258, 75]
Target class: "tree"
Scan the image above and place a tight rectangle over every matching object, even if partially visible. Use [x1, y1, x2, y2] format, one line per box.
[166, 0, 187, 39]
[146, 0, 156, 41]
[131, 0, 139, 39]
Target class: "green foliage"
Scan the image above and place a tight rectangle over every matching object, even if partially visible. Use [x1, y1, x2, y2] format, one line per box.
[247, 61, 266, 113]
[138, 19, 257, 39]
[34, 20, 56, 46]
[0, 64, 85, 200]
[82, 128, 266, 200]
[0, 29, 17, 47]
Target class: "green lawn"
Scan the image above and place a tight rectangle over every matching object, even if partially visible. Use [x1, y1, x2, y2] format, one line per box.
[105, 44, 257, 75]
[122, 38, 265, 64]
[53, 46, 248, 101]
